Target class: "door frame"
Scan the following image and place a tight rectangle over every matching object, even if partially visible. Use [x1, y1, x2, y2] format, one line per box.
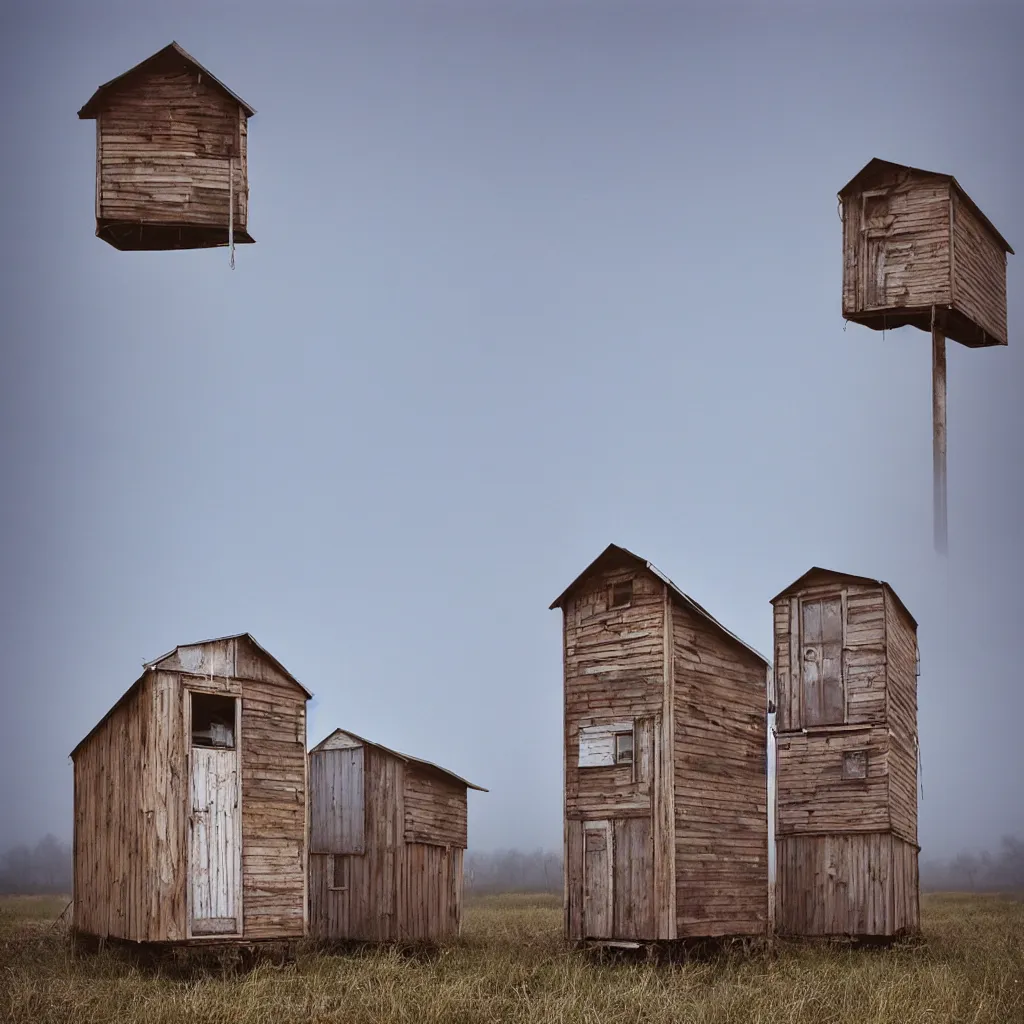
[582, 819, 614, 939]
[184, 685, 244, 940]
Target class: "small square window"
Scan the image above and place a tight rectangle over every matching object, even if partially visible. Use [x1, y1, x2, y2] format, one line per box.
[609, 580, 633, 609]
[842, 750, 868, 780]
[190, 692, 236, 749]
[615, 731, 634, 765]
[331, 855, 351, 891]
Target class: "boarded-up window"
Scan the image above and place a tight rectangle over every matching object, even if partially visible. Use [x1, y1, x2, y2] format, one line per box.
[608, 580, 633, 609]
[842, 750, 868, 780]
[801, 596, 844, 726]
[578, 722, 633, 768]
[310, 747, 365, 854]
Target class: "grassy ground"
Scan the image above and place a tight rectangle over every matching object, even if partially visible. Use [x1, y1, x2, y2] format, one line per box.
[2, 892, 1022, 1023]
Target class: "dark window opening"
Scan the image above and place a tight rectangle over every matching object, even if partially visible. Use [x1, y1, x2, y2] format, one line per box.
[615, 730, 634, 765]
[609, 580, 633, 609]
[331, 855, 351, 891]
[191, 692, 236, 749]
[842, 750, 868, 781]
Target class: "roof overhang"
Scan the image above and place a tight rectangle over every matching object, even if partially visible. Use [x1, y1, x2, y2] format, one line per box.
[770, 566, 918, 631]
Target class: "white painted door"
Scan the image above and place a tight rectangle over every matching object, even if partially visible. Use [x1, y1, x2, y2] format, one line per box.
[189, 746, 241, 935]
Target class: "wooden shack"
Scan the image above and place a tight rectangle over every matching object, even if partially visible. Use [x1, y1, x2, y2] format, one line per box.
[771, 568, 920, 938]
[78, 41, 255, 252]
[550, 543, 772, 944]
[308, 729, 487, 944]
[70, 634, 310, 945]
[839, 157, 1013, 348]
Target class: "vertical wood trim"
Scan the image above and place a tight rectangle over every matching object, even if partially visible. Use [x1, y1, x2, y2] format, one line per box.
[789, 597, 800, 730]
[234, 692, 244, 937]
[95, 117, 102, 222]
[184, 684, 192, 940]
[302, 707, 309, 937]
[659, 584, 677, 940]
[949, 186, 957, 306]
[932, 308, 948, 555]
[561, 608, 569, 940]
[840, 588, 849, 724]
[883, 590, 893, 836]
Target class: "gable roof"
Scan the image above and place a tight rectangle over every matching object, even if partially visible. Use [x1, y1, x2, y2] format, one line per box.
[310, 728, 488, 792]
[78, 41, 256, 120]
[838, 157, 1014, 255]
[770, 566, 917, 630]
[549, 543, 770, 667]
[70, 633, 309, 760]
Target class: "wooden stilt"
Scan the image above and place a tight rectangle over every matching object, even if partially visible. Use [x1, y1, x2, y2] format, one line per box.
[931, 307, 947, 555]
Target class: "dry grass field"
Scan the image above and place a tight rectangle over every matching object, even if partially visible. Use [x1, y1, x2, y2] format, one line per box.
[2, 891, 1022, 1023]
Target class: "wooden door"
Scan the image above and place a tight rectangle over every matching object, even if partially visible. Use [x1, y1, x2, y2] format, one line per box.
[800, 596, 844, 727]
[188, 694, 242, 937]
[582, 821, 613, 938]
[860, 193, 893, 309]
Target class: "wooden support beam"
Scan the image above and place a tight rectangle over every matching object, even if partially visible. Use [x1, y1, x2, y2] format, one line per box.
[931, 308, 948, 555]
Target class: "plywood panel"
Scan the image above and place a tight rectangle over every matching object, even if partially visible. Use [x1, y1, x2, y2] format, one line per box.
[309, 747, 365, 855]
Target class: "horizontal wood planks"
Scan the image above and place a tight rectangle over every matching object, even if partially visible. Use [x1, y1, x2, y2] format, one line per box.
[96, 69, 248, 230]
[309, 745, 469, 943]
[673, 602, 768, 938]
[952, 190, 1009, 344]
[885, 592, 919, 846]
[71, 636, 307, 945]
[404, 768, 468, 848]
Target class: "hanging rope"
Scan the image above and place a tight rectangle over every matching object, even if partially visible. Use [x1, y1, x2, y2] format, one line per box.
[228, 155, 235, 270]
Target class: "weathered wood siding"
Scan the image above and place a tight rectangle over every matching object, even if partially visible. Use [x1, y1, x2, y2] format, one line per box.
[97, 69, 247, 229]
[774, 583, 887, 733]
[885, 592, 919, 846]
[73, 674, 156, 941]
[562, 566, 667, 941]
[404, 768, 468, 848]
[309, 746, 467, 943]
[673, 603, 768, 938]
[842, 175, 951, 316]
[776, 727, 890, 834]
[310, 747, 365, 855]
[952, 190, 1009, 345]
[776, 832, 917, 936]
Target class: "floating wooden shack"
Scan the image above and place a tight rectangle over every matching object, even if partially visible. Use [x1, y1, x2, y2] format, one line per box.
[70, 634, 310, 945]
[840, 157, 1013, 348]
[550, 543, 772, 944]
[308, 729, 487, 944]
[771, 568, 920, 938]
[77, 41, 255, 252]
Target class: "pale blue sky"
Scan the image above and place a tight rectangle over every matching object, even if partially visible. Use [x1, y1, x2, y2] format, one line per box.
[1, 0, 1021, 858]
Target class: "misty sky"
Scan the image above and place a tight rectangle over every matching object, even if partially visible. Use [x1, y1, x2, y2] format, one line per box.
[1, 0, 1022, 860]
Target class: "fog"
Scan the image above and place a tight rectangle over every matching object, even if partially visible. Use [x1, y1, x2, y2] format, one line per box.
[1, 0, 1022, 861]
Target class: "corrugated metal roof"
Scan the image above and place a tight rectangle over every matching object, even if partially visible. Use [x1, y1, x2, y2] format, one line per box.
[310, 728, 488, 792]
[549, 543, 771, 667]
[838, 157, 1013, 255]
[770, 566, 918, 631]
[78, 41, 256, 119]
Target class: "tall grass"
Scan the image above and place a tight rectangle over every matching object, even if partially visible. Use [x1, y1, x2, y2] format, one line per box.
[2, 892, 1022, 1023]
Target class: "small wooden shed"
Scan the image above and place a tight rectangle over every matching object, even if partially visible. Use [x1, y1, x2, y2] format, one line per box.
[70, 634, 310, 945]
[308, 728, 487, 944]
[771, 568, 920, 938]
[839, 157, 1013, 348]
[78, 41, 255, 252]
[551, 543, 772, 944]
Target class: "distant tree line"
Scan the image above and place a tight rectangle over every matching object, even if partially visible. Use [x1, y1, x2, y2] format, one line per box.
[920, 835, 1024, 893]
[2, 834, 1021, 897]
[465, 848, 562, 895]
[0, 835, 72, 894]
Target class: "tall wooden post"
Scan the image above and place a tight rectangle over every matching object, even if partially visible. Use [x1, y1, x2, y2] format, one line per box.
[931, 307, 947, 555]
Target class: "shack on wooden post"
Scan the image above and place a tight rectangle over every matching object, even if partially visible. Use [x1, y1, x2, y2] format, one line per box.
[771, 568, 920, 938]
[550, 543, 772, 946]
[70, 634, 310, 946]
[839, 157, 1014, 553]
[308, 729, 487, 945]
[78, 41, 255, 252]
